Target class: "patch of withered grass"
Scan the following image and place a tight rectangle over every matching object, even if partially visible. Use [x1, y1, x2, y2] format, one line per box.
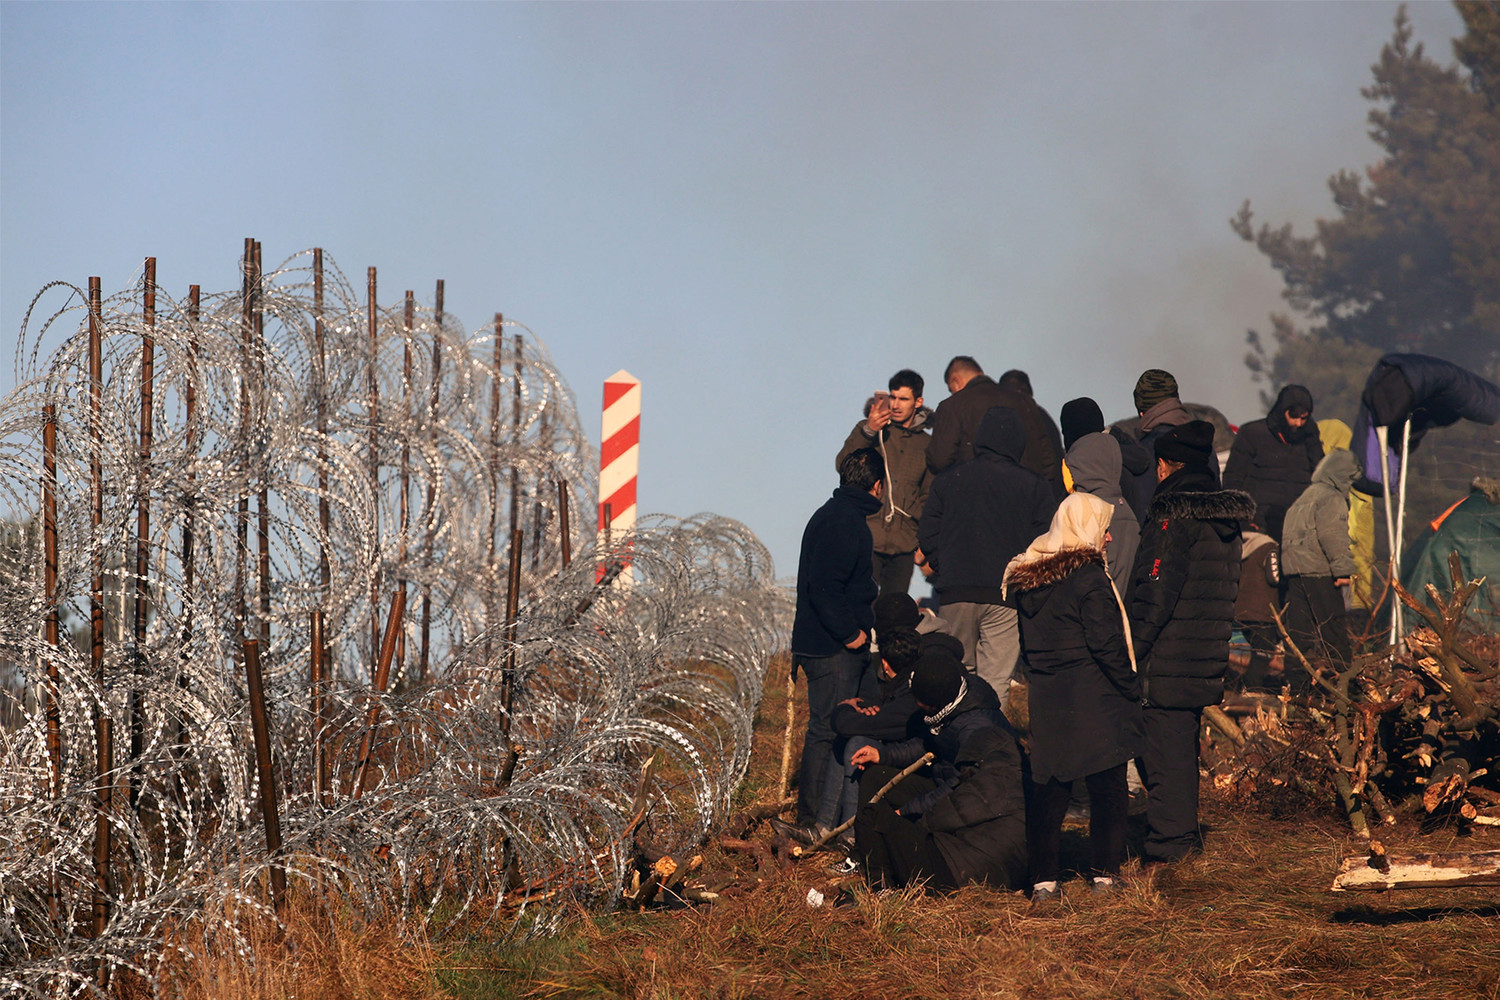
[462, 657, 1500, 1000]
[154, 887, 443, 1000]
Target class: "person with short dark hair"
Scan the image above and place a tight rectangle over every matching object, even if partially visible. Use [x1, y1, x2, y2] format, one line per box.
[1223, 385, 1323, 542]
[926, 356, 1062, 491]
[847, 652, 1028, 891]
[999, 369, 1065, 476]
[837, 370, 934, 596]
[1127, 421, 1253, 864]
[788, 447, 886, 838]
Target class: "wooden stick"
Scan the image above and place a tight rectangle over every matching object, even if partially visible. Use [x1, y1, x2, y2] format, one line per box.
[778, 663, 796, 802]
[1332, 849, 1500, 891]
[794, 752, 935, 857]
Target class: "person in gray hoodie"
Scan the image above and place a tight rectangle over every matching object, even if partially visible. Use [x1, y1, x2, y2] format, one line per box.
[1064, 429, 1140, 602]
[1280, 447, 1361, 682]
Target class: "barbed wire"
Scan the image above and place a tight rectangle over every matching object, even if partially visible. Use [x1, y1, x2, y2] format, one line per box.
[0, 252, 791, 997]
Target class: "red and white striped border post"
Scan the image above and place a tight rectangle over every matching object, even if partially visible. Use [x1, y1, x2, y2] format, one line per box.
[598, 369, 640, 583]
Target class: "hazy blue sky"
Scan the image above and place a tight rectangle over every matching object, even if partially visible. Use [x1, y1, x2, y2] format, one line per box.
[1, 1, 1467, 584]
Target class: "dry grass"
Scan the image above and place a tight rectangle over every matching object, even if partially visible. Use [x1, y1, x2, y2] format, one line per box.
[439, 654, 1500, 1000]
[156, 654, 1500, 999]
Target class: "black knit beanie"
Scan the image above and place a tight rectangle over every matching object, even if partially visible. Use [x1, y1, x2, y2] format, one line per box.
[909, 652, 964, 709]
[873, 593, 921, 634]
[1060, 397, 1106, 451]
[918, 632, 967, 663]
[1133, 369, 1179, 414]
[1154, 419, 1216, 467]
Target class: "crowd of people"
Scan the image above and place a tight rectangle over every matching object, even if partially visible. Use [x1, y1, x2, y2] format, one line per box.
[787, 357, 1363, 901]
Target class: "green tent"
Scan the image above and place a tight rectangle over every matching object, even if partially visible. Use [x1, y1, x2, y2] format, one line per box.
[1401, 478, 1500, 630]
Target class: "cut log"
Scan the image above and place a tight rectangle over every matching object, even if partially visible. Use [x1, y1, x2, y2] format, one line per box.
[1331, 849, 1500, 891]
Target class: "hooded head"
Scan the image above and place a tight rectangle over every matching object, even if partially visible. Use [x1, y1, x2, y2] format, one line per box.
[1268, 385, 1316, 441]
[908, 650, 965, 712]
[1060, 397, 1106, 451]
[975, 405, 1026, 464]
[1064, 431, 1124, 501]
[918, 631, 967, 662]
[1312, 447, 1361, 497]
[1003, 492, 1114, 596]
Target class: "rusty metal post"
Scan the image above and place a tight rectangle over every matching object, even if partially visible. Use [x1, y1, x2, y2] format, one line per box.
[368, 267, 381, 668]
[88, 276, 112, 940]
[234, 239, 253, 672]
[178, 285, 200, 749]
[42, 403, 62, 797]
[397, 291, 413, 683]
[313, 250, 331, 801]
[128, 257, 156, 810]
[484, 315, 502, 659]
[419, 280, 443, 683]
[242, 638, 286, 910]
[558, 479, 572, 569]
[352, 589, 406, 799]
[499, 528, 524, 738]
[510, 331, 522, 542]
[253, 242, 271, 653]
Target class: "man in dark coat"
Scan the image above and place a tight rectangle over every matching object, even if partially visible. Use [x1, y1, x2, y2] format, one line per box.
[918, 406, 1057, 707]
[848, 652, 1028, 891]
[790, 448, 885, 834]
[1128, 421, 1254, 863]
[999, 369, 1066, 484]
[925, 356, 1062, 493]
[1122, 370, 1194, 523]
[837, 369, 934, 596]
[1223, 384, 1323, 542]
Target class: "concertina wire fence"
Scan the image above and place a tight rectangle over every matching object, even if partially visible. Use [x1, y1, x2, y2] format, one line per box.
[0, 247, 791, 997]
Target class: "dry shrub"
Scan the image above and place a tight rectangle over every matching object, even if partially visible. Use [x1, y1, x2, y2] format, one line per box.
[156, 888, 443, 1000]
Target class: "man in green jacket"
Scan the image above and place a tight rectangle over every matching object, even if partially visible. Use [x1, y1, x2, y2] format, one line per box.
[837, 369, 933, 596]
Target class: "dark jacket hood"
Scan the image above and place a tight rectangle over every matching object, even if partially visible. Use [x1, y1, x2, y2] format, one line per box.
[1268, 385, 1316, 442]
[1065, 432, 1124, 502]
[1147, 482, 1255, 543]
[1310, 447, 1360, 496]
[974, 406, 1026, 464]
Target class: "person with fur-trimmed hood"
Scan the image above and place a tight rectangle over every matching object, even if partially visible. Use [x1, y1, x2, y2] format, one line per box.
[848, 652, 1028, 892]
[1005, 493, 1143, 900]
[837, 369, 934, 596]
[1128, 420, 1254, 864]
[1223, 384, 1323, 542]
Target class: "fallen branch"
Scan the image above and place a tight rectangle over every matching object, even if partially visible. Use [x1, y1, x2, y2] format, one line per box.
[794, 752, 935, 857]
[1332, 849, 1500, 891]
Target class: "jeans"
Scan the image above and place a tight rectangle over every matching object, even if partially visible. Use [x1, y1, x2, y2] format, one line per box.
[795, 647, 870, 827]
[872, 550, 916, 597]
[818, 735, 878, 830]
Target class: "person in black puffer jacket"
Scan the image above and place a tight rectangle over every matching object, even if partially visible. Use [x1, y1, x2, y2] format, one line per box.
[1128, 421, 1253, 863]
[1222, 385, 1323, 542]
[849, 652, 1028, 891]
[1005, 493, 1143, 898]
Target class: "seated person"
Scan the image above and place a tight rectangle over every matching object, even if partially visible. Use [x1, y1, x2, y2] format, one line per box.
[848, 652, 1028, 891]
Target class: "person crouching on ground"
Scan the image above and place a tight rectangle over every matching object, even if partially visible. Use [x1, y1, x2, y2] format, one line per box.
[1004, 492, 1144, 901]
[847, 652, 1028, 892]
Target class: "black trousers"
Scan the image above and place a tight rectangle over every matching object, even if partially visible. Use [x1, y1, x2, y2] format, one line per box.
[873, 550, 916, 597]
[1235, 620, 1280, 692]
[1285, 575, 1349, 686]
[1140, 706, 1203, 863]
[1027, 763, 1130, 884]
[851, 765, 954, 890]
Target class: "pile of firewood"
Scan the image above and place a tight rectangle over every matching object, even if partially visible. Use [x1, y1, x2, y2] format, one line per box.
[1206, 552, 1499, 840]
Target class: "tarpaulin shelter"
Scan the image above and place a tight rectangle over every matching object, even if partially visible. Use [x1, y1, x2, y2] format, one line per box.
[1402, 478, 1500, 629]
[1354, 354, 1500, 638]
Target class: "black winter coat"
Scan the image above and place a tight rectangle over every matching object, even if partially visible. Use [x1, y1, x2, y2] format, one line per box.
[1222, 385, 1322, 542]
[831, 674, 920, 743]
[1128, 468, 1253, 709]
[918, 407, 1058, 605]
[926, 375, 1062, 491]
[882, 678, 1028, 890]
[791, 485, 881, 658]
[1010, 549, 1143, 783]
